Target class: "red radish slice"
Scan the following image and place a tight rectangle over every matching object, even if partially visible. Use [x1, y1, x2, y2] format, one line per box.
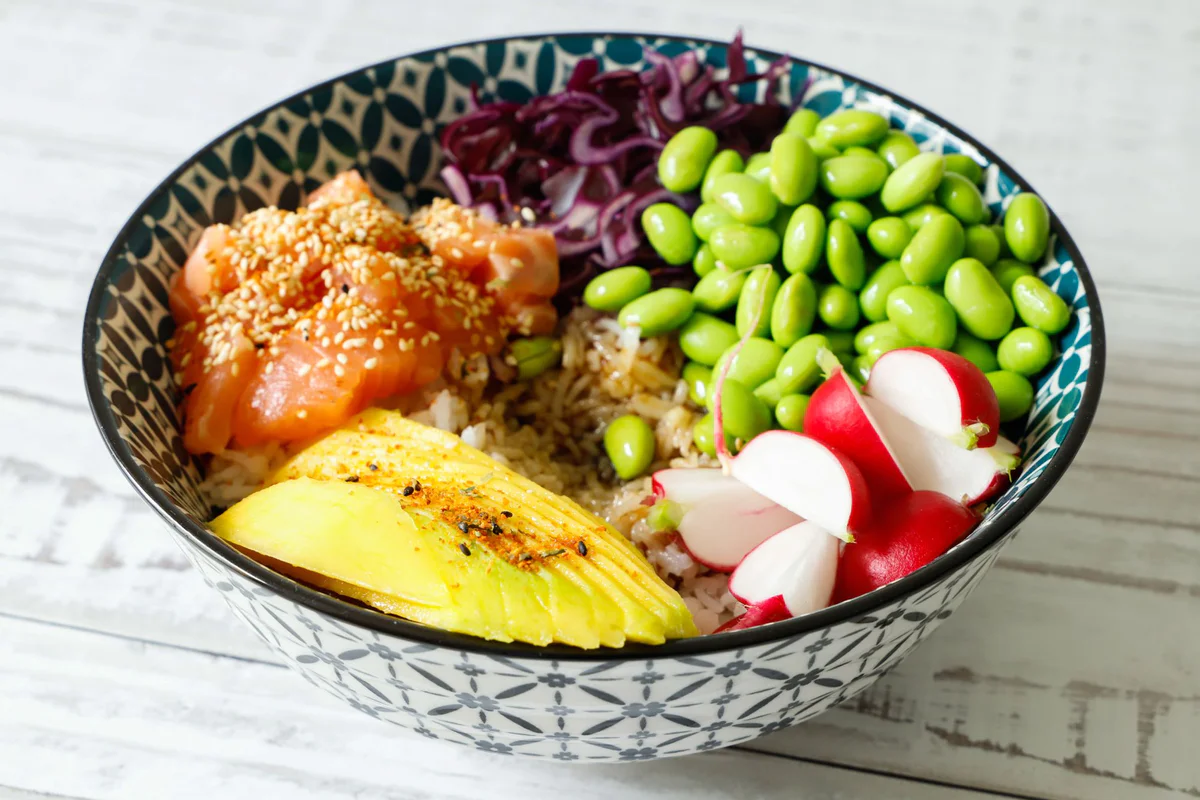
[864, 397, 1020, 506]
[729, 521, 840, 616]
[834, 490, 979, 602]
[867, 347, 1000, 449]
[731, 431, 872, 541]
[714, 595, 790, 633]
[651, 468, 802, 571]
[804, 364, 913, 499]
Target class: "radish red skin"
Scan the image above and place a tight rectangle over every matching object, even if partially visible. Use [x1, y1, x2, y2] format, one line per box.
[714, 595, 791, 633]
[833, 490, 979, 603]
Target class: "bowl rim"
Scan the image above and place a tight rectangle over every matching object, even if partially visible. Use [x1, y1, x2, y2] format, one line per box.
[82, 30, 1106, 661]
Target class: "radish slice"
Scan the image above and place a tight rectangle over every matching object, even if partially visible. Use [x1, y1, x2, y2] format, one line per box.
[728, 521, 840, 616]
[867, 347, 1000, 449]
[731, 431, 872, 541]
[864, 396, 1020, 505]
[713, 595, 790, 633]
[804, 364, 913, 499]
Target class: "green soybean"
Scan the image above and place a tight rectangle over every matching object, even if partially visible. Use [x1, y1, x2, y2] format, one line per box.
[854, 321, 912, 355]
[713, 337, 785, 391]
[877, 130, 921, 170]
[1004, 192, 1051, 263]
[952, 332, 1000, 373]
[992, 258, 1035, 294]
[1012, 275, 1071, 334]
[900, 214, 964, 285]
[998, 327, 1054, 376]
[693, 267, 749, 313]
[711, 173, 778, 225]
[709, 379, 772, 443]
[776, 333, 830, 395]
[604, 415, 656, 479]
[658, 126, 718, 193]
[748, 377, 782, 410]
[678, 312, 740, 366]
[736, 265, 782, 338]
[583, 265, 652, 312]
[807, 137, 841, 161]
[683, 362, 713, 407]
[745, 152, 773, 183]
[866, 216, 912, 259]
[692, 414, 735, 457]
[815, 109, 890, 148]
[769, 133, 819, 205]
[700, 150, 746, 203]
[944, 258, 1016, 340]
[818, 283, 861, 330]
[886, 285, 957, 349]
[851, 355, 874, 383]
[991, 223, 1011, 258]
[693, 243, 719, 277]
[819, 155, 889, 199]
[771, 272, 818, 347]
[987, 370, 1035, 422]
[881, 152, 946, 213]
[826, 218, 867, 290]
[842, 146, 887, 165]
[775, 393, 810, 432]
[642, 203, 698, 265]
[902, 203, 951, 231]
[828, 200, 873, 233]
[859, 261, 911, 323]
[963, 224, 1001, 267]
[944, 153, 984, 185]
[781, 204, 826, 275]
[784, 108, 821, 137]
[617, 287, 695, 337]
[937, 172, 989, 225]
[709, 224, 780, 270]
[692, 203, 736, 241]
[823, 330, 856, 355]
[509, 336, 562, 381]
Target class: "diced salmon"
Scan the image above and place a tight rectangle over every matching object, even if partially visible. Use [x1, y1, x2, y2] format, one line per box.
[183, 225, 238, 299]
[168, 269, 205, 326]
[506, 300, 559, 336]
[307, 170, 375, 207]
[178, 333, 255, 455]
[479, 226, 560, 300]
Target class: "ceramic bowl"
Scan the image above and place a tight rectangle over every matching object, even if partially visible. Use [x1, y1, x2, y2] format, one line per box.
[83, 32, 1104, 762]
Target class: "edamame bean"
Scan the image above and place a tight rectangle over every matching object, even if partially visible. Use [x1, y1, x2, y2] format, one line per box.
[711, 173, 778, 225]
[826, 218, 867, 290]
[1004, 192, 1051, 263]
[700, 150, 746, 203]
[709, 224, 781, 270]
[1011, 275, 1071, 334]
[952, 332, 1000, 373]
[642, 203, 698, 265]
[770, 133, 818, 205]
[859, 261, 911, 323]
[754, 377, 784, 409]
[818, 283, 861, 330]
[877, 130, 921, 169]
[944, 257, 1015, 340]
[745, 152, 773, 183]
[604, 415, 656, 479]
[815, 109, 890, 148]
[851, 355, 874, 384]
[828, 200, 873, 233]
[866, 216, 912, 259]
[986, 370, 1035, 422]
[683, 362, 713, 407]
[990, 223, 1011, 258]
[781, 204, 826, 275]
[854, 321, 913, 355]
[713, 337, 785, 391]
[678, 312, 740, 366]
[937, 172, 988, 225]
[692, 203, 736, 241]
[881, 152, 946, 213]
[709, 379, 772, 443]
[583, 265, 652, 312]
[823, 330, 856, 355]
[997, 327, 1053, 376]
[693, 243, 719, 277]
[618, 287, 695, 337]
[807, 137, 840, 161]
[658, 126, 718, 193]
[886, 286, 957, 349]
[784, 108, 821, 137]
[692, 266, 749, 313]
[992, 258, 1035, 294]
[819, 155, 889, 199]
[775, 393, 810, 432]
[842, 146, 887, 164]
[944, 153, 984, 185]
[776, 333, 830, 394]
[509, 336, 562, 381]
[736, 265, 782, 338]
[900, 214, 965, 285]
[693, 413, 735, 457]
[963, 224, 1001, 266]
[902, 203, 950, 231]
[771, 272, 818, 347]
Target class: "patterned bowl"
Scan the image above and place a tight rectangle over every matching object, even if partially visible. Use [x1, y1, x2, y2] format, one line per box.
[83, 32, 1104, 761]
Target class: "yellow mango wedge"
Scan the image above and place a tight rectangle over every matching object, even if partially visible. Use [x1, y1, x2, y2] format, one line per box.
[210, 409, 697, 648]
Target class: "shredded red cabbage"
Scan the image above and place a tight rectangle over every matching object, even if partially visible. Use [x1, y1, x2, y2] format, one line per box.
[439, 33, 801, 299]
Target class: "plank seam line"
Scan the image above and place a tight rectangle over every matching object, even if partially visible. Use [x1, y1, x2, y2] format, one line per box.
[0, 783, 91, 800]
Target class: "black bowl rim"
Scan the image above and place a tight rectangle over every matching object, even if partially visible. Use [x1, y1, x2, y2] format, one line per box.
[82, 30, 1106, 661]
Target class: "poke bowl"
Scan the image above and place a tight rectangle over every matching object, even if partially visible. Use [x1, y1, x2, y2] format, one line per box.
[83, 32, 1104, 761]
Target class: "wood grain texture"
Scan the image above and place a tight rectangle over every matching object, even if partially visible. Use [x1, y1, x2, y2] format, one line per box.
[1, 0, 1198, 798]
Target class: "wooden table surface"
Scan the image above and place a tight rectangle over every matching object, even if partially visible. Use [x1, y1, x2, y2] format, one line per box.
[2, 0, 1198, 797]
